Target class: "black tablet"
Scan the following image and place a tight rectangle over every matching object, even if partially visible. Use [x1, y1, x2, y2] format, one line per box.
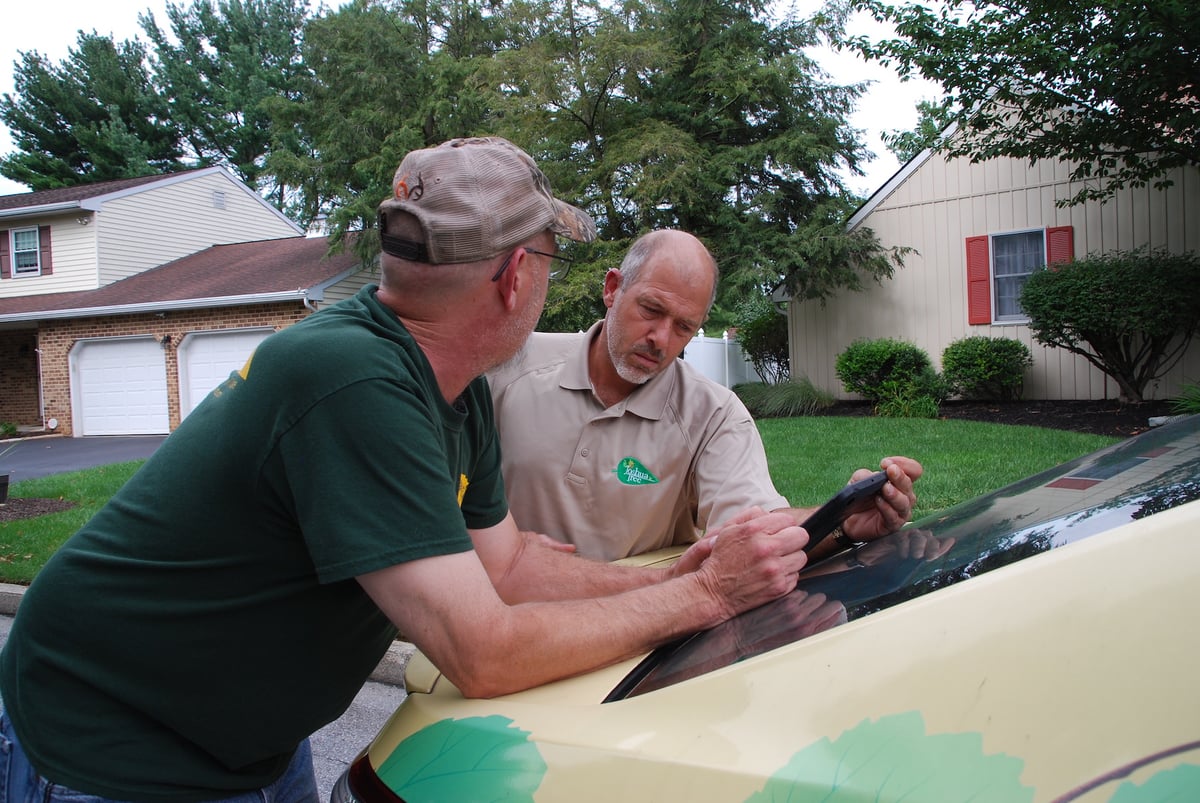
[800, 470, 888, 553]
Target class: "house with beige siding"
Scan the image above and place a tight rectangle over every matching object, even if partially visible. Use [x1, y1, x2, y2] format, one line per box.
[0, 169, 374, 437]
[787, 147, 1200, 401]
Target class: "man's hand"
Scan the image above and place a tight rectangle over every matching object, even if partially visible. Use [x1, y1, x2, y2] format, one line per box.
[856, 528, 955, 566]
[688, 507, 810, 620]
[842, 456, 923, 542]
[526, 531, 577, 554]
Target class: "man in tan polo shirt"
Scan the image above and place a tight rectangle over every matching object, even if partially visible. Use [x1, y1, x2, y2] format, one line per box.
[489, 229, 922, 562]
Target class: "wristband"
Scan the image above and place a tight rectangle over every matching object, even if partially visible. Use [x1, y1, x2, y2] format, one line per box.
[831, 526, 857, 551]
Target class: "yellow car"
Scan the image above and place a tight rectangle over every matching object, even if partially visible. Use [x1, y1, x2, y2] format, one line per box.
[334, 415, 1200, 802]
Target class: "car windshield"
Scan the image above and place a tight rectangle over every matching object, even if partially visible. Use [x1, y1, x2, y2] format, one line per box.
[606, 414, 1200, 701]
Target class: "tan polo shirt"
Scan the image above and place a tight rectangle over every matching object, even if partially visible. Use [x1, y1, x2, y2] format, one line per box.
[487, 322, 789, 561]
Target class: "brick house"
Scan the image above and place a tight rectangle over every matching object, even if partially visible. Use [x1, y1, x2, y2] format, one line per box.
[0, 168, 373, 436]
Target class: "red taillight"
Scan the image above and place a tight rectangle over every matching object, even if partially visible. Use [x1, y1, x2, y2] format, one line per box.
[348, 753, 408, 803]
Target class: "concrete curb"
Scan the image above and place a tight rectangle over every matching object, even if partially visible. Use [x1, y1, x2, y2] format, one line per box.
[0, 583, 23, 617]
[0, 583, 415, 687]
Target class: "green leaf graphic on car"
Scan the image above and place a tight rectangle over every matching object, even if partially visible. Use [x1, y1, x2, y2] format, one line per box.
[746, 711, 1032, 803]
[1108, 763, 1200, 801]
[377, 715, 546, 801]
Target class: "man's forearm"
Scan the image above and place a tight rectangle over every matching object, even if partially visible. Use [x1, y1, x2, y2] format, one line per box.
[493, 531, 671, 603]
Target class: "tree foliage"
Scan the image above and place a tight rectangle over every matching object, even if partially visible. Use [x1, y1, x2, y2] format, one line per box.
[480, 0, 910, 327]
[267, 0, 506, 248]
[1020, 249, 1200, 402]
[881, 98, 954, 165]
[0, 0, 910, 327]
[140, 0, 312, 207]
[851, 0, 1200, 206]
[732, 291, 790, 384]
[0, 33, 180, 189]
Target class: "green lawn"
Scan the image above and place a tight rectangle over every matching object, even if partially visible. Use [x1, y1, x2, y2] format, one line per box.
[0, 460, 144, 584]
[759, 416, 1116, 519]
[0, 417, 1117, 585]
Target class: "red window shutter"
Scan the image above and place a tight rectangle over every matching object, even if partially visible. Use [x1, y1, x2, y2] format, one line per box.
[0, 230, 9, 279]
[1045, 226, 1074, 267]
[965, 235, 991, 325]
[38, 225, 53, 275]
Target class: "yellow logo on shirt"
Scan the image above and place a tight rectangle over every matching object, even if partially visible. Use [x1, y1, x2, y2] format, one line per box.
[458, 474, 469, 506]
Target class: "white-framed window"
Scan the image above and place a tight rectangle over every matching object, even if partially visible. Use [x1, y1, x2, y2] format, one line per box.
[991, 229, 1044, 321]
[11, 227, 41, 276]
[966, 226, 1074, 326]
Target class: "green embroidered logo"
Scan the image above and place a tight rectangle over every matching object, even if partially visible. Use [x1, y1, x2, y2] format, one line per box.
[614, 457, 659, 485]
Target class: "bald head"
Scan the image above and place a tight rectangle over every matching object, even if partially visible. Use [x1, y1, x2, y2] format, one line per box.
[618, 230, 719, 314]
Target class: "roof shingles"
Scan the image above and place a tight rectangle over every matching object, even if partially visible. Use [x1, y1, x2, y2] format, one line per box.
[0, 236, 367, 318]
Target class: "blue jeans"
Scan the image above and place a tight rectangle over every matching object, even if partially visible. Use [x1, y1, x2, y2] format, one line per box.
[0, 711, 319, 803]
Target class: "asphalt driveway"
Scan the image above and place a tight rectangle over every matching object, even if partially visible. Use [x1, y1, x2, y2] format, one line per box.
[0, 435, 168, 482]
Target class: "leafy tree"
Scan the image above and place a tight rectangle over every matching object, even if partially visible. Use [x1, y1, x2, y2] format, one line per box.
[732, 292, 790, 384]
[487, 0, 910, 329]
[267, 0, 503, 247]
[0, 33, 180, 189]
[1020, 249, 1200, 402]
[881, 98, 954, 165]
[850, 0, 1200, 206]
[141, 0, 312, 207]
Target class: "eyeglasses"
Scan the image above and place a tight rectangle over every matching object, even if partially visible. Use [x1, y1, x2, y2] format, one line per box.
[490, 247, 573, 282]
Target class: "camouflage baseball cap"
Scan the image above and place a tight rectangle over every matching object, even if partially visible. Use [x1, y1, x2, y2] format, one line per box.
[377, 137, 596, 264]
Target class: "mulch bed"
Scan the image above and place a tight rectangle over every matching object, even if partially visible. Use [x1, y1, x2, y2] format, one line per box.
[0, 400, 1183, 524]
[813, 398, 1179, 438]
[0, 497, 76, 524]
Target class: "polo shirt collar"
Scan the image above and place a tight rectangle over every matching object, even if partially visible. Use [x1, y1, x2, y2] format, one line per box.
[562, 320, 678, 421]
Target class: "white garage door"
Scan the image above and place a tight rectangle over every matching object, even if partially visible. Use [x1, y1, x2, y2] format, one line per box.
[73, 337, 170, 435]
[179, 329, 272, 418]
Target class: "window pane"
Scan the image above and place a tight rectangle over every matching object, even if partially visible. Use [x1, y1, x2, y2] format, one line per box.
[992, 231, 1044, 319]
[12, 228, 40, 275]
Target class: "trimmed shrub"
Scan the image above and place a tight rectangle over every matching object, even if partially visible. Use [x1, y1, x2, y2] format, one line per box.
[874, 367, 948, 418]
[941, 336, 1033, 401]
[1020, 248, 1200, 402]
[834, 338, 933, 403]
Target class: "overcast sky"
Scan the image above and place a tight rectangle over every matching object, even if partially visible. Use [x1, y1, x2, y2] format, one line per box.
[0, 0, 940, 198]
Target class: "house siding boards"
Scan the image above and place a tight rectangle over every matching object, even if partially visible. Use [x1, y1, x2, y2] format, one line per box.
[0, 168, 368, 436]
[320, 266, 377, 305]
[0, 218, 99, 298]
[790, 154, 1200, 401]
[95, 171, 300, 285]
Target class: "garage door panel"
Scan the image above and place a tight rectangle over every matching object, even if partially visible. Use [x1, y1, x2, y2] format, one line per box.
[179, 329, 272, 418]
[73, 338, 169, 436]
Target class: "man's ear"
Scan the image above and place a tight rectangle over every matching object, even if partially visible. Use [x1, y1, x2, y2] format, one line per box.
[602, 268, 622, 309]
[495, 248, 524, 312]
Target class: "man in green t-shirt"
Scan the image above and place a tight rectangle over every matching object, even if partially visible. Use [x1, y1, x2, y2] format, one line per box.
[0, 137, 814, 803]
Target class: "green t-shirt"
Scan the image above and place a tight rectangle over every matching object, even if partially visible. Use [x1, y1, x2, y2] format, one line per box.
[0, 286, 508, 801]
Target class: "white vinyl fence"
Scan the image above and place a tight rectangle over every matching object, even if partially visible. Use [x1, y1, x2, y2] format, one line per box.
[681, 330, 759, 388]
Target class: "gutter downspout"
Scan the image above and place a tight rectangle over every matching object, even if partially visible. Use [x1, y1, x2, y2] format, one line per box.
[34, 346, 46, 432]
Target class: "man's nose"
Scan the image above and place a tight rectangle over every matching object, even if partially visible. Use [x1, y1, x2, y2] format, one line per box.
[645, 320, 670, 350]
